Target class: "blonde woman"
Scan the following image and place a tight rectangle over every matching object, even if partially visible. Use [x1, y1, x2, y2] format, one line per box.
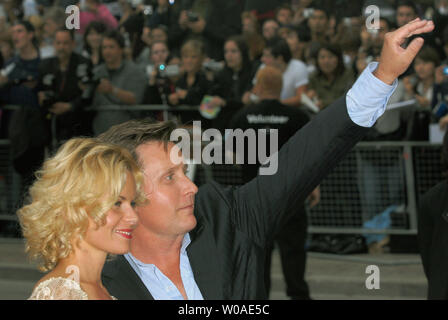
[17, 138, 146, 300]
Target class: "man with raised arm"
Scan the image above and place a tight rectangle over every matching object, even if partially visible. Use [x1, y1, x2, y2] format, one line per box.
[99, 19, 434, 300]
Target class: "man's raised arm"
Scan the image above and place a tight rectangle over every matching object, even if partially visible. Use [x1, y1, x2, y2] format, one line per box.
[231, 19, 435, 246]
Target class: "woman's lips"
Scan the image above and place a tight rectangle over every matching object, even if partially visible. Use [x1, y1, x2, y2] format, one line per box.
[115, 229, 133, 239]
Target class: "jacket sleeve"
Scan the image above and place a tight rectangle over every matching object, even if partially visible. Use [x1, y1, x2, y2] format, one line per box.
[229, 96, 369, 247]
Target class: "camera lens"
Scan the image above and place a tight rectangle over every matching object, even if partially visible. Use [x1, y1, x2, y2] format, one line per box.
[443, 66, 448, 75]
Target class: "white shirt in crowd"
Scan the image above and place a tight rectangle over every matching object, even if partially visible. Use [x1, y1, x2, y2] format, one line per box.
[253, 59, 309, 101]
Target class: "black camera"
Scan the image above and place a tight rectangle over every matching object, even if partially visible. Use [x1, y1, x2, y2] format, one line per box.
[187, 11, 199, 22]
[41, 90, 58, 110]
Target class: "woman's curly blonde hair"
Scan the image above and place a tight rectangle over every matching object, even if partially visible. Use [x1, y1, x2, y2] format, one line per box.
[17, 138, 146, 272]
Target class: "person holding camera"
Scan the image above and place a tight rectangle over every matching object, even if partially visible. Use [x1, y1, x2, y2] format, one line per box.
[143, 40, 179, 112]
[0, 20, 46, 190]
[172, 0, 243, 61]
[168, 38, 211, 126]
[403, 46, 440, 140]
[91, 29, 147, 136]
[37, 27, 93, 145]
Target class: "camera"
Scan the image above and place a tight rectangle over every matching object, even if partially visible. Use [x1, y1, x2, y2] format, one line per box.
[142, 5, 153, 15]
[146, 64, 180, 78]
[443, 66, 448, 76]
[187, 11, 199, 22]
[303, 8, 314, 19]
[41, 90, 58, 110]
[158, 64, 180, 77]
[202, 60, 224, 72]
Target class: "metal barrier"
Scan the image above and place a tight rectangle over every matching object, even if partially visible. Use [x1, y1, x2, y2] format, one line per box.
[0, 104, 444, 238]
[192, 142, 444, 236]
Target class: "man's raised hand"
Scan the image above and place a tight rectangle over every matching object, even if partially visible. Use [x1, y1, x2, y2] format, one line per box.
[374, 18, 435, 85]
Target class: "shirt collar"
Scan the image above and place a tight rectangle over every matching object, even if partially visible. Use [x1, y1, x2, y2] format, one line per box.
[127, 233, 192, 268]
[181, 233, 191, 254]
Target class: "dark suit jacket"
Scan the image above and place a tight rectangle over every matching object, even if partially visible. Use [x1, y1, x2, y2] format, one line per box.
[418, 180, 448, 299]
[102, 95, 370, 299]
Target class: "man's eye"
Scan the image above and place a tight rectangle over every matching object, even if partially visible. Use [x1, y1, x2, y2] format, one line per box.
[131, 201, 137, 208]
[166, 174, 174, 181]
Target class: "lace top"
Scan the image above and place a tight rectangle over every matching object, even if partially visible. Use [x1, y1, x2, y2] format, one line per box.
[28, 277, 116, 300]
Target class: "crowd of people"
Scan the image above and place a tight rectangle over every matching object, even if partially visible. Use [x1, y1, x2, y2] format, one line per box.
[1, 1, 448, 145]
[0, 0, 445, 300]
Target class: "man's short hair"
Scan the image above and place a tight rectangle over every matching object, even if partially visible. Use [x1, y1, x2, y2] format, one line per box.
[415, 46, 441, 66]
[256, 66, 283, 98]
[310, 2, 331, 20]
[396, 0, 418, 14]
[43, 6, 66, 27]
[265, 37, 292, 63]
[102, 29, 125, 49]
[13, 20, 35, 33]
[55, 27, 75, 40]
[13, 20, 37, 48]
[97, 119, 179, 162]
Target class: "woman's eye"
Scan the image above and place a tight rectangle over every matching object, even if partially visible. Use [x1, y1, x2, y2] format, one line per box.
[114, 201, 122, 207]
[131, 201, 137, 208]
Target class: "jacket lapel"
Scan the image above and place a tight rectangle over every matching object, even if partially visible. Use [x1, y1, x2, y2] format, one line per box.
[187, 218, 224, 299]
[103, 255, 154, 300]
[441, 184, 448, 224]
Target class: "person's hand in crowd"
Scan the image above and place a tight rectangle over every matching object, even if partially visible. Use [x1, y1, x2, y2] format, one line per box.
[23, 79, 37, 89]
[435, 65, 447, 85]
[415, 94, 430, 107]
[209, 96, 226, 108]
[141, 27, 152, 46]
[38, 91, 46, 105]
[305, 89, 323, 109]
[242, 91, 252, 106]
[292, 8, 305, 26]
[374, 18, 434, 85]
[168, 92, 180, 105]
[360, 27, 372, 50]
[49, 102, 72, 115]
[148, 66, 159, 86]
[403, 76, 415, 95]
[307, 186, 321, 209]
[96, 79, 114, 94]
[439, 114, 448, 130]
[176, 89, 188, 100]
[178, 10, 189, 30]
[188, 17, 206, 34]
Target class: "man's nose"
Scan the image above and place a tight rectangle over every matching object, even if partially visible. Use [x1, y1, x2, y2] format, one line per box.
[183, 176, 198, 195]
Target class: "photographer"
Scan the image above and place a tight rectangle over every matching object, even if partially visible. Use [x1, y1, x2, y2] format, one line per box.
[0, 20, 46, 189]
[143, 40, 179, 109]
[172, 0, 243, 61]
[37, 27, 93, 144]
[168, 38, 212, 126]
[117, 0, 146, 60]
[91, 29, 146, 136]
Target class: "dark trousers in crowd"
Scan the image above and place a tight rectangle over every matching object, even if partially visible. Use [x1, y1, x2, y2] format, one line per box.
[264, 204, 310, 300]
